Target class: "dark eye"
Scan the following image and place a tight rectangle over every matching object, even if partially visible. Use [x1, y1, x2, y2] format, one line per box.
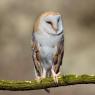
[57, 18, 60, 23]
[46, 21, 52, 25]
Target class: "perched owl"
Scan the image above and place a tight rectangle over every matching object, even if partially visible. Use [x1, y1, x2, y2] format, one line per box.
[32, 11, 64, 83]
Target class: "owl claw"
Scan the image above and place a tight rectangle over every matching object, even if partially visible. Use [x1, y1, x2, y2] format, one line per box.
[53, 72, 60, 83]
[35, 76, 41, 83]
[36, 75, 47, 83]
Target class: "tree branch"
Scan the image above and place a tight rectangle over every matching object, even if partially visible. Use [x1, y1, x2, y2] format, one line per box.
[0, 75, 95, 91]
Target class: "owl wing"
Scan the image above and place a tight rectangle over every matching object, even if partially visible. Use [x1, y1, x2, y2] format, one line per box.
[53, 35, 64, 74]
[32, 32, 42, 76]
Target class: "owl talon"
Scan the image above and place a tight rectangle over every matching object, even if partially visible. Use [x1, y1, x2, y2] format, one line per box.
[35, 76, 41, 83]
[53, 72, 60, 83]
[53, 76, 58, 83]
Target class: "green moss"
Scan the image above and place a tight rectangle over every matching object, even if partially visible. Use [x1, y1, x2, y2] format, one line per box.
[0, 75, 95, 91]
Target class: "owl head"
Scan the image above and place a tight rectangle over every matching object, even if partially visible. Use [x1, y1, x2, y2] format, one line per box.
[33, 11, 64, 36]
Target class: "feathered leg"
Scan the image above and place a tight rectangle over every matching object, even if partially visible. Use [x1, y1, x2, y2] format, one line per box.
[41, 67, 47, 79]
[51, 66, 60, 83]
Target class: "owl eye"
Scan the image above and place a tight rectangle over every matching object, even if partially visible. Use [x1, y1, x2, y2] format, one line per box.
[57, 18, 60, 23]
[46, 21, 52, 25]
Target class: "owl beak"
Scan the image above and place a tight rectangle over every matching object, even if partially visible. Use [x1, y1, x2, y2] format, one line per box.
[52, 24, 58, 32]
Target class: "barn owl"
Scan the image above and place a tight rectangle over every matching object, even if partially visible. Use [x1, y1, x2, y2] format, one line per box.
[32, 11, 64, 83]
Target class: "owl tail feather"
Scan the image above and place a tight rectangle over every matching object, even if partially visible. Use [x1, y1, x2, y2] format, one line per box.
[44, 88, 50, 93]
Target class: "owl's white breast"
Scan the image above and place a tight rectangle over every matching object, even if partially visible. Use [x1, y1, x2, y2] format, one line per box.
[34, 30, 63, 70]
[34, 31, 63, 60]
[35, 31, 62, 47]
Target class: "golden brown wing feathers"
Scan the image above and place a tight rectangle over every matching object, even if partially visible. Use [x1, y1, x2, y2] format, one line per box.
[32, 33, 42, 76]
[53, 35, 64, 73]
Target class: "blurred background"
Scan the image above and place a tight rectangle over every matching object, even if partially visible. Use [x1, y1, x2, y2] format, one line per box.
[0, 0, 95, 95]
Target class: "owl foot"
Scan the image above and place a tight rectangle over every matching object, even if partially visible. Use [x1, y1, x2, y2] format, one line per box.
[35, 76, 41, 83]
[52, 72, 60, 83]
[41, 68, 46, 79]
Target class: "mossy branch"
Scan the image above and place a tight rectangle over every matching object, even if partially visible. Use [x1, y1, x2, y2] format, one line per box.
[0, 75, 95, 91]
